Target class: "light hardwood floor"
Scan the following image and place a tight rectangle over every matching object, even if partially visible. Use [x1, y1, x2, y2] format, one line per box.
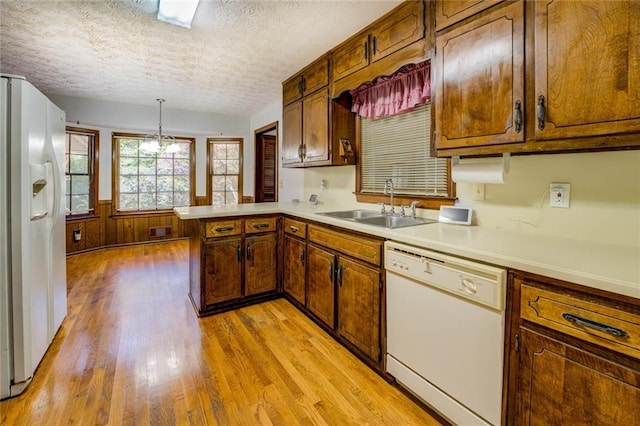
[1, 240, 442, 425]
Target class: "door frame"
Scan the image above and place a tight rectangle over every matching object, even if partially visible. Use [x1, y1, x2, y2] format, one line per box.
[254, 121, 279, 203]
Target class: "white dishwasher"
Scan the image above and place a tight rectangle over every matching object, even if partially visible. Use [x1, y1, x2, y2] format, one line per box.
[385, 241, 507, 426]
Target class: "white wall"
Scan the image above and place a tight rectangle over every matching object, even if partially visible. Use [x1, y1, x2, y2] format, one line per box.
[49, 95, 252, 199]
[301, 150, 640, 247]
[250, 99, 305, 203]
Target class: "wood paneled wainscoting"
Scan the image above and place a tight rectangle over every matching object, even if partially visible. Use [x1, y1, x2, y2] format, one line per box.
[65, 199, 205, 254]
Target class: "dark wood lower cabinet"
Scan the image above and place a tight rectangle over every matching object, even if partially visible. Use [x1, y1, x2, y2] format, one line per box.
[306, 244, 336, 328]
[337, 257, 381, 361]
[205, 238, 242, 306]
[245, 233, 277, 296]
[517, 328, 640, 425]
[283, 234, 306, 305]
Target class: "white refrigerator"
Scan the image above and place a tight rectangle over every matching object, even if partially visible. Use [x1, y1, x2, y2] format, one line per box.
[0, 74, 67, 399]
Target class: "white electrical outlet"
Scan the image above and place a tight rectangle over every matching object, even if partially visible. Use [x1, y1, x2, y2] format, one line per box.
[550, 183, 570, 208]
[472, 183, 485, 201]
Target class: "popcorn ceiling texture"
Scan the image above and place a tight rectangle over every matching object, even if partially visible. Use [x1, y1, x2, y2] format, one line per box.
[0, 0, 400, 115]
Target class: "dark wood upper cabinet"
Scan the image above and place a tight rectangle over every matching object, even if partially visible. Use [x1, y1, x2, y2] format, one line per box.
[332, 0, 426, 83]
[435, 0, 504, 31]
[533, 0, 640, 142]
[435, 0, 640, 156]
[282, 56, 330, 106]
[435, 0, 525, 150]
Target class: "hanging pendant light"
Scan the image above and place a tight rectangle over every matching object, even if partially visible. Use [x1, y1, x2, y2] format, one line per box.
[140, 99, 180, 154]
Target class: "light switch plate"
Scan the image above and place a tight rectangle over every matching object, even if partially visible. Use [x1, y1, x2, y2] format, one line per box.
[550, 183, 570, 208]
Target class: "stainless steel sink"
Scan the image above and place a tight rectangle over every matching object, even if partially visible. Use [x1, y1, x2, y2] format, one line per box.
[317, 210, 436, 229]
[355, 215, 437, 229]
[316, 210, 381, 220]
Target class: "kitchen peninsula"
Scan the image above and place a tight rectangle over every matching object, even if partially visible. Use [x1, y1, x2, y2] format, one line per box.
[175, 202, 639, 425]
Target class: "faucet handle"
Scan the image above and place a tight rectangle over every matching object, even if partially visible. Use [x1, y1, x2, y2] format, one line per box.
[400, 205, 408, 217]
[410, 200, 419, 218]
[376, 202, 386, 214]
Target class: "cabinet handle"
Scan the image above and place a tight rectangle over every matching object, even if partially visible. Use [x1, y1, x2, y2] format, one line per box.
[328, 262, 334, 283]
[253, 223, 269, 229]
[298, 144, 303, 162]
[216, 226, 234, 232]
[246, 242, 252, 261]
[289, 225, 299, 233]
[236, 245, 241, 262]
[301, 76, 306, 93]
[537, 95, 546, 130]
[337, 265, 343, 287]
[298, 78, 303, 95]
[363, 41, 368, 60]
[301, 247, 306, 266]
[372, 36, 376, 54]
[301, 144, 306, 160]
[562, 313, 628, 338]
[514, 100, 522, 133]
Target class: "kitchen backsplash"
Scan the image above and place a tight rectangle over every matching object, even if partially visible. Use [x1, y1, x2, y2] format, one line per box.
[298, 150, 640, 247]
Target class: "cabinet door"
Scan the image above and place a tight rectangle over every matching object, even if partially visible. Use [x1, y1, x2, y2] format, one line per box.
[282, 77, 302, 106]
[302, 90, 330, 164]
[332, 33, 370, 82]
[282, 101, 303, 166]
[204, 238, 242, 306]
[283, 235, 306, 305]
[370, 0, 424, 63]
[302, 57, 329, 96]
[518, 328, 640, 425]
[306, 244, 335, 328]
[337, 257, 380, 361]
[245, 233, 277, 296]
[435, 0, 504, 31]
[435, 1, 525, 150]
[534, 0, 640, 141]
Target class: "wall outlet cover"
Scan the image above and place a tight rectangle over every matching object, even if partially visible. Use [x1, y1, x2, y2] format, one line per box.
[550, 183, 570, 208]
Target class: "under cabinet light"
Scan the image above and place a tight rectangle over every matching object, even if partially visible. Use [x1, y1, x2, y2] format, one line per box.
[157, 0, 200, 29]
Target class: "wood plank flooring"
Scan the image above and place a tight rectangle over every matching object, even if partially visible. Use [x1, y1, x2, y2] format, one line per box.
[1, 240, 442, 425]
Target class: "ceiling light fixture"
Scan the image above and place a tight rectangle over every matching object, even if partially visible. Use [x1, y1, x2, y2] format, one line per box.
[157, 0, 201, 29]
[140, 99, 180, 154]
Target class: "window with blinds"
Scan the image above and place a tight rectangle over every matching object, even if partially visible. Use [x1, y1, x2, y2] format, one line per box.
[360, 103, 449, 197]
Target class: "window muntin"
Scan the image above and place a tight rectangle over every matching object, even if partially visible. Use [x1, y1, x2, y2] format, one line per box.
[208, 138, 243, 206]
[359, 103, 451, 198]
[65, 127, 98, 216]
[114, 133, 194, 213]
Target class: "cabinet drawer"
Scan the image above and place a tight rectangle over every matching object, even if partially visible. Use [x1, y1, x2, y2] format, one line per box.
[308, 224, 381, 266]
[284, 218, 307, 238]
[245, 217, 277, 234]
[205, 220, 243, 238]
[521, 284, 640, 359]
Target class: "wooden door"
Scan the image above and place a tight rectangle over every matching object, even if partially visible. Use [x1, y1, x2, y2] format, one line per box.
[435, 0, 504, 31]
[517, 328, 640, 425]
[306, 244, 335, 328]
[244, 233, 277, 296]
[204, 238, 242, 306]
[255, 134, 277, 203]
[302, 90, 330, 165]
[282, 101, 302, 166]
[534, 0, 640, 141]
[435, 1, 525, 150]
[370, 0, 425, 63]
[332, 33, 370, 82]
[337, 257, 380, 361]
[283, 235, 306, 305]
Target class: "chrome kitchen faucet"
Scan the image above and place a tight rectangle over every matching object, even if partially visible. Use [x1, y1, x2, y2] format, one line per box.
[384, 178, 395, 214]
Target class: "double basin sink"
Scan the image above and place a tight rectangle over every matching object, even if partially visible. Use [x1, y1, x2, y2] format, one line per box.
[317, 209, 437, 229]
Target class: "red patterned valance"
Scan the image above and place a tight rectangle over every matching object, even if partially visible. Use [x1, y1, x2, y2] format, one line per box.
[350, 61, 431, 119]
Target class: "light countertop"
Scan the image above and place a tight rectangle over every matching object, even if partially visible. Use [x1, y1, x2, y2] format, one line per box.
[174, 203, 640, 300]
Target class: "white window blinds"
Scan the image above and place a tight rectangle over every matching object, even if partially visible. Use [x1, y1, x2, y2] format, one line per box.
[360, 103, 449, 197]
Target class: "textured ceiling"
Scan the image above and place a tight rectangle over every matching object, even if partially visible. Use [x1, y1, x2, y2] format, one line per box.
[0, 0, 401, 116]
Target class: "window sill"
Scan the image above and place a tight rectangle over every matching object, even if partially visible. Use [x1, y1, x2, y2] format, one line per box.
[66, 214, 99, 222]
[111, 209, 181, 219]
[354, 192, 456, 210]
